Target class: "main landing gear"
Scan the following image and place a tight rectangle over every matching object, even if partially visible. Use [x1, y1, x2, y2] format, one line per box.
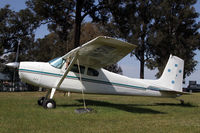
[37, 55, 77, 109]
[38, 88, 56, 109]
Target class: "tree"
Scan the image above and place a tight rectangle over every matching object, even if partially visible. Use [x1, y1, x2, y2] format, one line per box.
[0, 5, 13, 55]
[0, 5, 38, 62]
[146, 0, 200, 78]
[30, 32, 74, 62]
[73, 0, 109, 48]
[106, 0, 154, 79]
[26, 0, 74, 42]
[13, 8, 39, 61]
[27, 0, 109, 49]
[130, 0, 154, 79]
[106, 0, 200, 79]
[0, 5, 39, 90]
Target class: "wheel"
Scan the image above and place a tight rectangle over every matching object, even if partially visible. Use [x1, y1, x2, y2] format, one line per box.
[38, 97, 45, 106]
[43, 99, 56, 109]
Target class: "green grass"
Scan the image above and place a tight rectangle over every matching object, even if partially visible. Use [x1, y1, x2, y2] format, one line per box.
[0, 92, 200, 133]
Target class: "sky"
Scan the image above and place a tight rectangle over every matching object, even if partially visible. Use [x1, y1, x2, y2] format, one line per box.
[0, 0, 200, 87]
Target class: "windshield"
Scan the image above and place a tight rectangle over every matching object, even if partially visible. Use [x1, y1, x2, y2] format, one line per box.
[49, 57, 65, 69]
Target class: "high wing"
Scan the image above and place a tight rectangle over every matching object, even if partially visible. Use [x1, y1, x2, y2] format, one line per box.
[62, 36, 136, 69]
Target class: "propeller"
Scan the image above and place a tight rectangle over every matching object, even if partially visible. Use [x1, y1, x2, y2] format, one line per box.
[5, 41, 20, 91]
[6, 62, 19, 68]
[6, 41, 20, 69]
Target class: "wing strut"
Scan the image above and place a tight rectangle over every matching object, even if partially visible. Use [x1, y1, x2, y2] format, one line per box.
[49, 52, 78, 99]
[77, 58, 87, 109]
[56, 53, 78, 89]
[74, 58, 93, 113]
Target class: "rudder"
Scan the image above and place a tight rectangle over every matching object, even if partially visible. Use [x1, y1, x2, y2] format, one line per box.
[158, 55, 184, 92]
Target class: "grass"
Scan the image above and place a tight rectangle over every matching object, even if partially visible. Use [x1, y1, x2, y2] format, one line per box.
[0, 92, 200, 133]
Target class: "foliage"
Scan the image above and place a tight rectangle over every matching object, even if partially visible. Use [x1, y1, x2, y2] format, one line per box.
[106, 0, 200, 78]
[74, 0, 110, 47]
[0, 5, 39, 81]
[0, 5, 13, 55]
[26, 0, 74, 42]
[105, 0, 155, 78]
[30, 33, 62, 61]
[0, 5, 39, 62]
[26, 0, 109, 48]
[146, 0, 200, 78]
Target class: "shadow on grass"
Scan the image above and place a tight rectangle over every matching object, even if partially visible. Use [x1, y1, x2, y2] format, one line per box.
[57, 99, 196, 113]
[155, 102, 197, 107]
[57, 103, 83, 107]
[71, 99, 166, 114]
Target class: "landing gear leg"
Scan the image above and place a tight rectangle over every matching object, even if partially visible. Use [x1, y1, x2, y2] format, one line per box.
[42, 88, 56, 109]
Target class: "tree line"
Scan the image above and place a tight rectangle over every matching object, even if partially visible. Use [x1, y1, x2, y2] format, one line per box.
[0, 0, 200, 79]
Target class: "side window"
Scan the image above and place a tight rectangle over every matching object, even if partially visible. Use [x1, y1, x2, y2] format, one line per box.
[87, 67, 99, 76]
[71, 64, 85, 74]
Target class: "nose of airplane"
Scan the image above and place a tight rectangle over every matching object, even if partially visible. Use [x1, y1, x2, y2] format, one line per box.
[6, 62, 20, 69]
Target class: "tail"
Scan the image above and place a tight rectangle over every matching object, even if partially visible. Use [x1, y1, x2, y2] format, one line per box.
[158, 55, 184, 92]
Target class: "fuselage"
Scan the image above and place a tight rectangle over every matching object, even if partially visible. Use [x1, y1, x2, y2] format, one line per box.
[18, 61, 178, 98]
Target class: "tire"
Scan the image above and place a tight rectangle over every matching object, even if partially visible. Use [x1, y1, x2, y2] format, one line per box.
[43, 99, 56, 109]
[38, 97, 45, 106]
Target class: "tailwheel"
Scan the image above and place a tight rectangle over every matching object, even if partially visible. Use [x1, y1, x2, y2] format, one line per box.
[38, 97, 45, 106]
[43, 99, 56, 109]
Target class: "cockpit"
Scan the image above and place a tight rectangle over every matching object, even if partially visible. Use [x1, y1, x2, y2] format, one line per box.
[49, 57, 99, 77]
[49, 57, 65, 69]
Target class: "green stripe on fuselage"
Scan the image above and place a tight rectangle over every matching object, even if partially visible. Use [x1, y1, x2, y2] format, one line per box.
[19, 69, 159, 91]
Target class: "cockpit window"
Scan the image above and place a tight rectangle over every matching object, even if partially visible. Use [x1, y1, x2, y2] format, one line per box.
[49, 57, 65, 69]
[87, 67, 99, 76]
[71, 64, 85, 74]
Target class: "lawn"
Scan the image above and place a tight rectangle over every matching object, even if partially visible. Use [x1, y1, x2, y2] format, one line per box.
[0, 92, 200, 133]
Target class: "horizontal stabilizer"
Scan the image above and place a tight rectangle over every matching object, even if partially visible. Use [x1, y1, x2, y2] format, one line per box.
[147, 85, 190, 95]
[159, 90, 190, 95]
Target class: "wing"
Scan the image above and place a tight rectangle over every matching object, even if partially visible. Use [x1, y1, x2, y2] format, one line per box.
[62, 36, 136, 69]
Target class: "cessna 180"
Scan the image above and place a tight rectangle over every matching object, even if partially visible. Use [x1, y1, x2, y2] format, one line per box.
[6, 36, 186, 109]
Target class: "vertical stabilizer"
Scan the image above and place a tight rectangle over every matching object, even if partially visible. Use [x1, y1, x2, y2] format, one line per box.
[158, 55, 184, 92]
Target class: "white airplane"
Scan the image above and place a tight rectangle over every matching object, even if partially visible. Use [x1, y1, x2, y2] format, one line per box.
[6, 36, 186, 109]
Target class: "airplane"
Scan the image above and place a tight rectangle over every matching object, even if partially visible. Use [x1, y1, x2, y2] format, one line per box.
[6, 36, 187, 109]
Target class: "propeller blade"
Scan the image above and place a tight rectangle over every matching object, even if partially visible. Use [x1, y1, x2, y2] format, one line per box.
[6, 62, 19, 69]
[15, 42, 20, 62]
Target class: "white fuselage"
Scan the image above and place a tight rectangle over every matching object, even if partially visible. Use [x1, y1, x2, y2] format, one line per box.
[18, 62, 178, 98]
